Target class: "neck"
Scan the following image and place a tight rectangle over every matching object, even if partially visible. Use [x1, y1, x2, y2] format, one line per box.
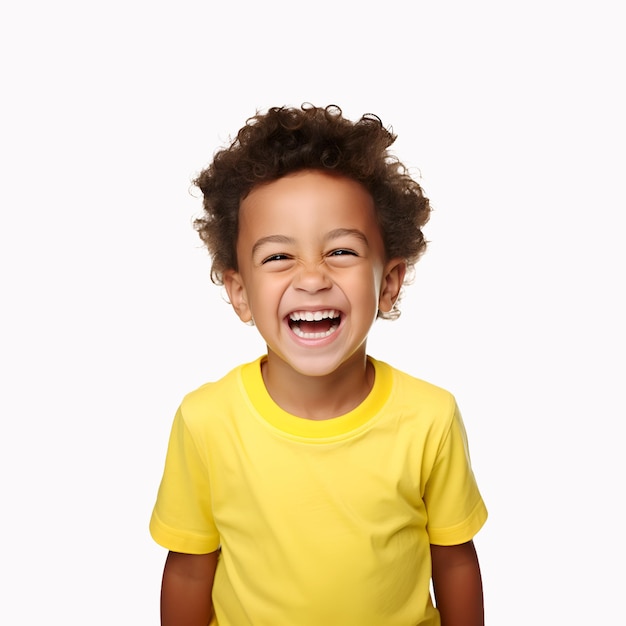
[261, 349, 375, 420]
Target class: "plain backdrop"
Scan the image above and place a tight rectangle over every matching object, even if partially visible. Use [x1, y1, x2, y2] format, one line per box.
[1, 1, 624, 623]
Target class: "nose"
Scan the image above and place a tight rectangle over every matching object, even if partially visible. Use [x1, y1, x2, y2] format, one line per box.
[293, 262, 332, 293]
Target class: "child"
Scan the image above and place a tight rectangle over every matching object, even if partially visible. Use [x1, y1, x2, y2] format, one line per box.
[150, 104, 487, 626]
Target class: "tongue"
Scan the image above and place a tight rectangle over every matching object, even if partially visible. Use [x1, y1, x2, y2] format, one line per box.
[298, 319, 333, 333]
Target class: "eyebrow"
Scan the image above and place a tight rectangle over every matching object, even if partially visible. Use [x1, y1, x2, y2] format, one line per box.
[251, 229, 370, 257]
[326, 228, 369, 246]
[251, 235, 296, 257]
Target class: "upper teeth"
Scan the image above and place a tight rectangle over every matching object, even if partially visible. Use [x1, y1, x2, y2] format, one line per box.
[289, 309, 339, 321]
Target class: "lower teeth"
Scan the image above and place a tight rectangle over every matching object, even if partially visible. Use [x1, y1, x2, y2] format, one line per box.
[292, 325, 337, 339]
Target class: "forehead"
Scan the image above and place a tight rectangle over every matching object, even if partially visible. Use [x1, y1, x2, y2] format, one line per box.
[239, 170, 378, 231]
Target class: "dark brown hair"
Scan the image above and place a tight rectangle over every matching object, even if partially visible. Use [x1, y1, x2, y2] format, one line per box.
[193, 104, 430, 316]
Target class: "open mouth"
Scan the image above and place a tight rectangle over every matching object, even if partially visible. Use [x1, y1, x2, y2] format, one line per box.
[288, 309, 342, 339]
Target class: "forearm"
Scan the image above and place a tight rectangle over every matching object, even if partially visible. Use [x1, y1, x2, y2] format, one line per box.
[431, 541, 484, 626]
[161, 551, 218, 626]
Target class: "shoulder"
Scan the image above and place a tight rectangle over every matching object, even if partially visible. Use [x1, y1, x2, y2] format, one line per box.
[178, 358, 259, 427]
[373, 358, 458, 432]
[392, 365, 454, 399]
[376, 359, 456, 409]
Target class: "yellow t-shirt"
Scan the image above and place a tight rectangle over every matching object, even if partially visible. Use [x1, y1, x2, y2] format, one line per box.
[150, 357, 487, 625]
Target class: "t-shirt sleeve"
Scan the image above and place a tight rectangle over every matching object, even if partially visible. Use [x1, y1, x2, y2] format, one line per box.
[149, 407, 220, 554]
[424, 403, 487, 546]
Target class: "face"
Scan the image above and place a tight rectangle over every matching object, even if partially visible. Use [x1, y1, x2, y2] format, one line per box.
[224, 170, 405, 379]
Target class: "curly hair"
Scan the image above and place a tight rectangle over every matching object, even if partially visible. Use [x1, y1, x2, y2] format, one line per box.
[193, 104, 430, 317]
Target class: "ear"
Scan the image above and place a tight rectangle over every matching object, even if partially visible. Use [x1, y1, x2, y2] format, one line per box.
[223, 270, 253, 323]
[378, 259, 406, 313]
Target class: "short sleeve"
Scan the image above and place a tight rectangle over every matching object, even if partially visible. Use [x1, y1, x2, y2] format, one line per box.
[424, 405, 487, 546]
[149, 408, 220, 554]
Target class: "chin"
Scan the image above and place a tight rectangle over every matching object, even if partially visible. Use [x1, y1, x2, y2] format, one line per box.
[277, 348, 367, 379]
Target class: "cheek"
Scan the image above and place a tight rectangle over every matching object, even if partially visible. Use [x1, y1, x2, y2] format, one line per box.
[346, 274, 381, 309]
[247, 277, 286, 310]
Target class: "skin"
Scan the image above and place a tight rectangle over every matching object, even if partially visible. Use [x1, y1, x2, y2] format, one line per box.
[431, 541, 484, 626]
[161, 551, 218, 626]
[160, 170, 484, 624]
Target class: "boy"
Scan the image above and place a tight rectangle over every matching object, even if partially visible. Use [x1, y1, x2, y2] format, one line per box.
[150, 104, 487, 626]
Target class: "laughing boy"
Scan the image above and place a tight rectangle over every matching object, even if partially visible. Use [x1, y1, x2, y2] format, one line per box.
[150, 104, 487, 626]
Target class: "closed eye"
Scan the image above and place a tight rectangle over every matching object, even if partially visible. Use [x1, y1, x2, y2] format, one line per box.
[261, 253, 292, 264]
[329, 249, 358, 257]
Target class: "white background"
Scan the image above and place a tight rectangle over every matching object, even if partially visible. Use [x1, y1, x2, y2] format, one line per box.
[1, 1, 624, 623]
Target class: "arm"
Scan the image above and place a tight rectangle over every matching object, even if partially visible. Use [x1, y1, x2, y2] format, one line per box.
[431, 540, 484, 626]
[161, 550, 219, 626]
